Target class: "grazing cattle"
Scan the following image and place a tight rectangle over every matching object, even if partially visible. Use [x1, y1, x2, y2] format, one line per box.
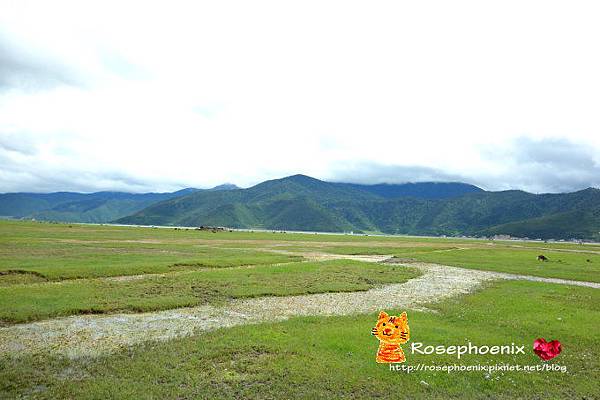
[537, 255, 548, 261]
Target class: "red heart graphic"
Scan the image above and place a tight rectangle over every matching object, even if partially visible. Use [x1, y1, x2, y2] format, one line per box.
[533, 338, 562, 361]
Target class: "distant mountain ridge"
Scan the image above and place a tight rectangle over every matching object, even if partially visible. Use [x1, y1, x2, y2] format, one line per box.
[209, 183, 240, 191]
[116, 175, 600, 240]
[0, 184, 235, 223]
[340, 181, 483, 199]
[4, 175, 598, 240]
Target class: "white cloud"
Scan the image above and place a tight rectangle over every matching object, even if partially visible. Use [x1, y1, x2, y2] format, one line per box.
[0, 0, 599, 193]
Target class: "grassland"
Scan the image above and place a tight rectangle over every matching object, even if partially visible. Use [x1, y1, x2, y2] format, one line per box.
[1, 280, 598, 399]
[0, 259, 419, 324]
[402, 247, 599, 282]
[0, 221, 301, 280]
[1, 220, 599, 399]
[312, 245, 600, 283]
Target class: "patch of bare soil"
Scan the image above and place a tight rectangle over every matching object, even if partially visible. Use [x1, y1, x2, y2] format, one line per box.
[0, 258, 501, 358]
[1, 254, 597, 358]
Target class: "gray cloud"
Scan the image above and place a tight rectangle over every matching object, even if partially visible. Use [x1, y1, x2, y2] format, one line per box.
[0, 32, 80, 91]
[325, 137, 600, 194]
[0, 149, 186, 194]
[480, 137, 600, 193]
[97, 45, 150, 81]
[0, 169, 180, 194]
[0, 134, 37, 156]
[1, 137, 599, 194]
[513, 137, 597, 170]
[0, 2, 599, 196]
[327, 162, 469, 185]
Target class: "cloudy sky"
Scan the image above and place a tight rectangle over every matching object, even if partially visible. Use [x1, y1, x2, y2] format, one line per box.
[1, 0, 599, 194]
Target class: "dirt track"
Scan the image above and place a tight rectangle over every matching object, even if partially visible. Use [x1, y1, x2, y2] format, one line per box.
[0, 255, 597, 358]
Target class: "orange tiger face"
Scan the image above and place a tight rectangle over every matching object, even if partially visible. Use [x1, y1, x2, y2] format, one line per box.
[371, 311, 409, 344]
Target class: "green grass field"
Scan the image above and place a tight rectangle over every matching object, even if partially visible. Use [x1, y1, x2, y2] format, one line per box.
[314, 245, 600, 282]
[0, 260, 419, 324]
[0, 220, 598, 399]
[0, 221, 301, 280]
[1, 280, 598, 399]
[405, 247, 600, 282]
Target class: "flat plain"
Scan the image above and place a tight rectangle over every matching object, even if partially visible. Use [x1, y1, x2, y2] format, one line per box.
[0, 220, 598, 399]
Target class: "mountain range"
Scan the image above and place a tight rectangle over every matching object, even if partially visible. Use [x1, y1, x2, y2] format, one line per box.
[117, 175, 599, 240]
[2, 175, 598, 240]
[0, 185, 237, 223]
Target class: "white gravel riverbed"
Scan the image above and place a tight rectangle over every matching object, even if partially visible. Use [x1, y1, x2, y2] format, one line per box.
[0, 256, 596, 358]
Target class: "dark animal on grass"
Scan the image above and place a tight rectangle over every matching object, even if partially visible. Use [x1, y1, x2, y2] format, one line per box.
[537, 255, 548, 261]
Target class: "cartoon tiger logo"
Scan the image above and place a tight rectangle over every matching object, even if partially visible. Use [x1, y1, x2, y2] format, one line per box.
[371, 311, 410, 363]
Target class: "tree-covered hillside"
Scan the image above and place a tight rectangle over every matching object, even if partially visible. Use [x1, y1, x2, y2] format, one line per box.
[117, 175, 600, 240]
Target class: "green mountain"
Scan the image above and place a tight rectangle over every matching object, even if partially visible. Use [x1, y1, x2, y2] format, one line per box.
[116, 174, 600, 240]
[340, 181, 483, 199]
[6, 175, 597, 240]
[117, 175, 380, 231]
[0, 186, 232, 223]
[0, 192, 88, 217]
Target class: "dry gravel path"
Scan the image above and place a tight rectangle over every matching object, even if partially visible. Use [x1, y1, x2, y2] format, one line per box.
[0, 255, 597, 358]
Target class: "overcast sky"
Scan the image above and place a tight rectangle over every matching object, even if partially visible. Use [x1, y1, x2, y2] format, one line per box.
[1, 1, 599, 194]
